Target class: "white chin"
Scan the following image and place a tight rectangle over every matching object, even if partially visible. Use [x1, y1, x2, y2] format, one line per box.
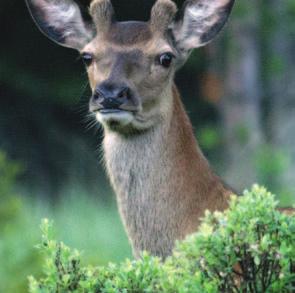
[96, 111, 134, 127]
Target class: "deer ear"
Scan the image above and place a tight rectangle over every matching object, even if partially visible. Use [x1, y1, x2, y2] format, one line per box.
[172, 0, 234, 54]
[25, 0, 95, 50]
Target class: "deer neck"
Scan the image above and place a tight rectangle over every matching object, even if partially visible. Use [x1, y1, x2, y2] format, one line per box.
[103, 84, 231, 258]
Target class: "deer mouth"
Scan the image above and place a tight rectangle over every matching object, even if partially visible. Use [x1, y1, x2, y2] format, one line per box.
[99, 109, 126, 114]
[95, 108, 135, 128]
[96, 108, 135, 115]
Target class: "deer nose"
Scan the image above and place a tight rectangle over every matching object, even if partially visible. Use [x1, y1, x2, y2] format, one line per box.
[93, 85, 130, 109]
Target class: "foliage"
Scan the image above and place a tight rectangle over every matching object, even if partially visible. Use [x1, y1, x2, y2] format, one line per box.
[170, 186, 295, 292]
[29, 185, 295, 292]
[0, 195, 131, 293]
[255, 145, 291, 196]
[198, 126, 221, 151]
[0, 151, 41, 293]
[0, 150, 131, 293]
[29, 220, 163, 293]
[0, 194, 131, 293]
[0, 151, 22, 224]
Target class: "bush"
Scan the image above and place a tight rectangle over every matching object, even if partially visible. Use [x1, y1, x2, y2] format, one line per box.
[29, 185, 295, 292]
[0, 150, 131, 293]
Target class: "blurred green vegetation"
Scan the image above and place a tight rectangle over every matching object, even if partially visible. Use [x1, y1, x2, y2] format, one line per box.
[0, 151, 131, 293]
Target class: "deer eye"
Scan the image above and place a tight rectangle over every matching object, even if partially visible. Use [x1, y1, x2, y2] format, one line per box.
[158, 53, 174, 68]
[81, 52, 93, 66]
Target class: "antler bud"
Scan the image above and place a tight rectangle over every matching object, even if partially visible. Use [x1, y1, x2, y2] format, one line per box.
[150, 0, 177, 35]
[90, 0, 115, 34]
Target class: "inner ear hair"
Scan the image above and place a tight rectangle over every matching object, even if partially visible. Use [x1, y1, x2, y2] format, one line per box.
[90, 0, 115, 34]
[172, 0, 235, 52]
[26, 0, 95, 50]
[150, 0, 177, 35]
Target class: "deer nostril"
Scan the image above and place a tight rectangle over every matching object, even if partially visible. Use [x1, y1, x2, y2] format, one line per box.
[94, 84, 131, 104]
[93, 89, 104, 100]
[117, 87, 129, 100]
[118, 92, 125, 99]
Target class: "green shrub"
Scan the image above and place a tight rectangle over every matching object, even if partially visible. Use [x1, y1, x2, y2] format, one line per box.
[0, 150, 131, 292]
[168, 186, 295, 292]
[29, 185, 295, 292]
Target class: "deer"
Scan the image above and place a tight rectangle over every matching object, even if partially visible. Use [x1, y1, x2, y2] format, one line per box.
[26, 0, 282, 259]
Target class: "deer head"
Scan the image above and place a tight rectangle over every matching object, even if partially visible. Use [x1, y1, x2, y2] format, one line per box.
[26, 0, 234, 134]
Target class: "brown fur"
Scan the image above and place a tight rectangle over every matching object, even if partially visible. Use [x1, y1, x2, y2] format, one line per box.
[103, 86, 231, 258]
[90, 0, 114, 34]
[107, 22, 152, 45]
[150, 0, 177, 34]
[279, 207, 295, 216]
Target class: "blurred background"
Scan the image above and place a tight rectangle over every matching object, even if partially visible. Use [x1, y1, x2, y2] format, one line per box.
[1, 0, 295, 291]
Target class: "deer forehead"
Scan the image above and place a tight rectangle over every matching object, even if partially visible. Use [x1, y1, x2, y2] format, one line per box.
[82, 21, 174, 58]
